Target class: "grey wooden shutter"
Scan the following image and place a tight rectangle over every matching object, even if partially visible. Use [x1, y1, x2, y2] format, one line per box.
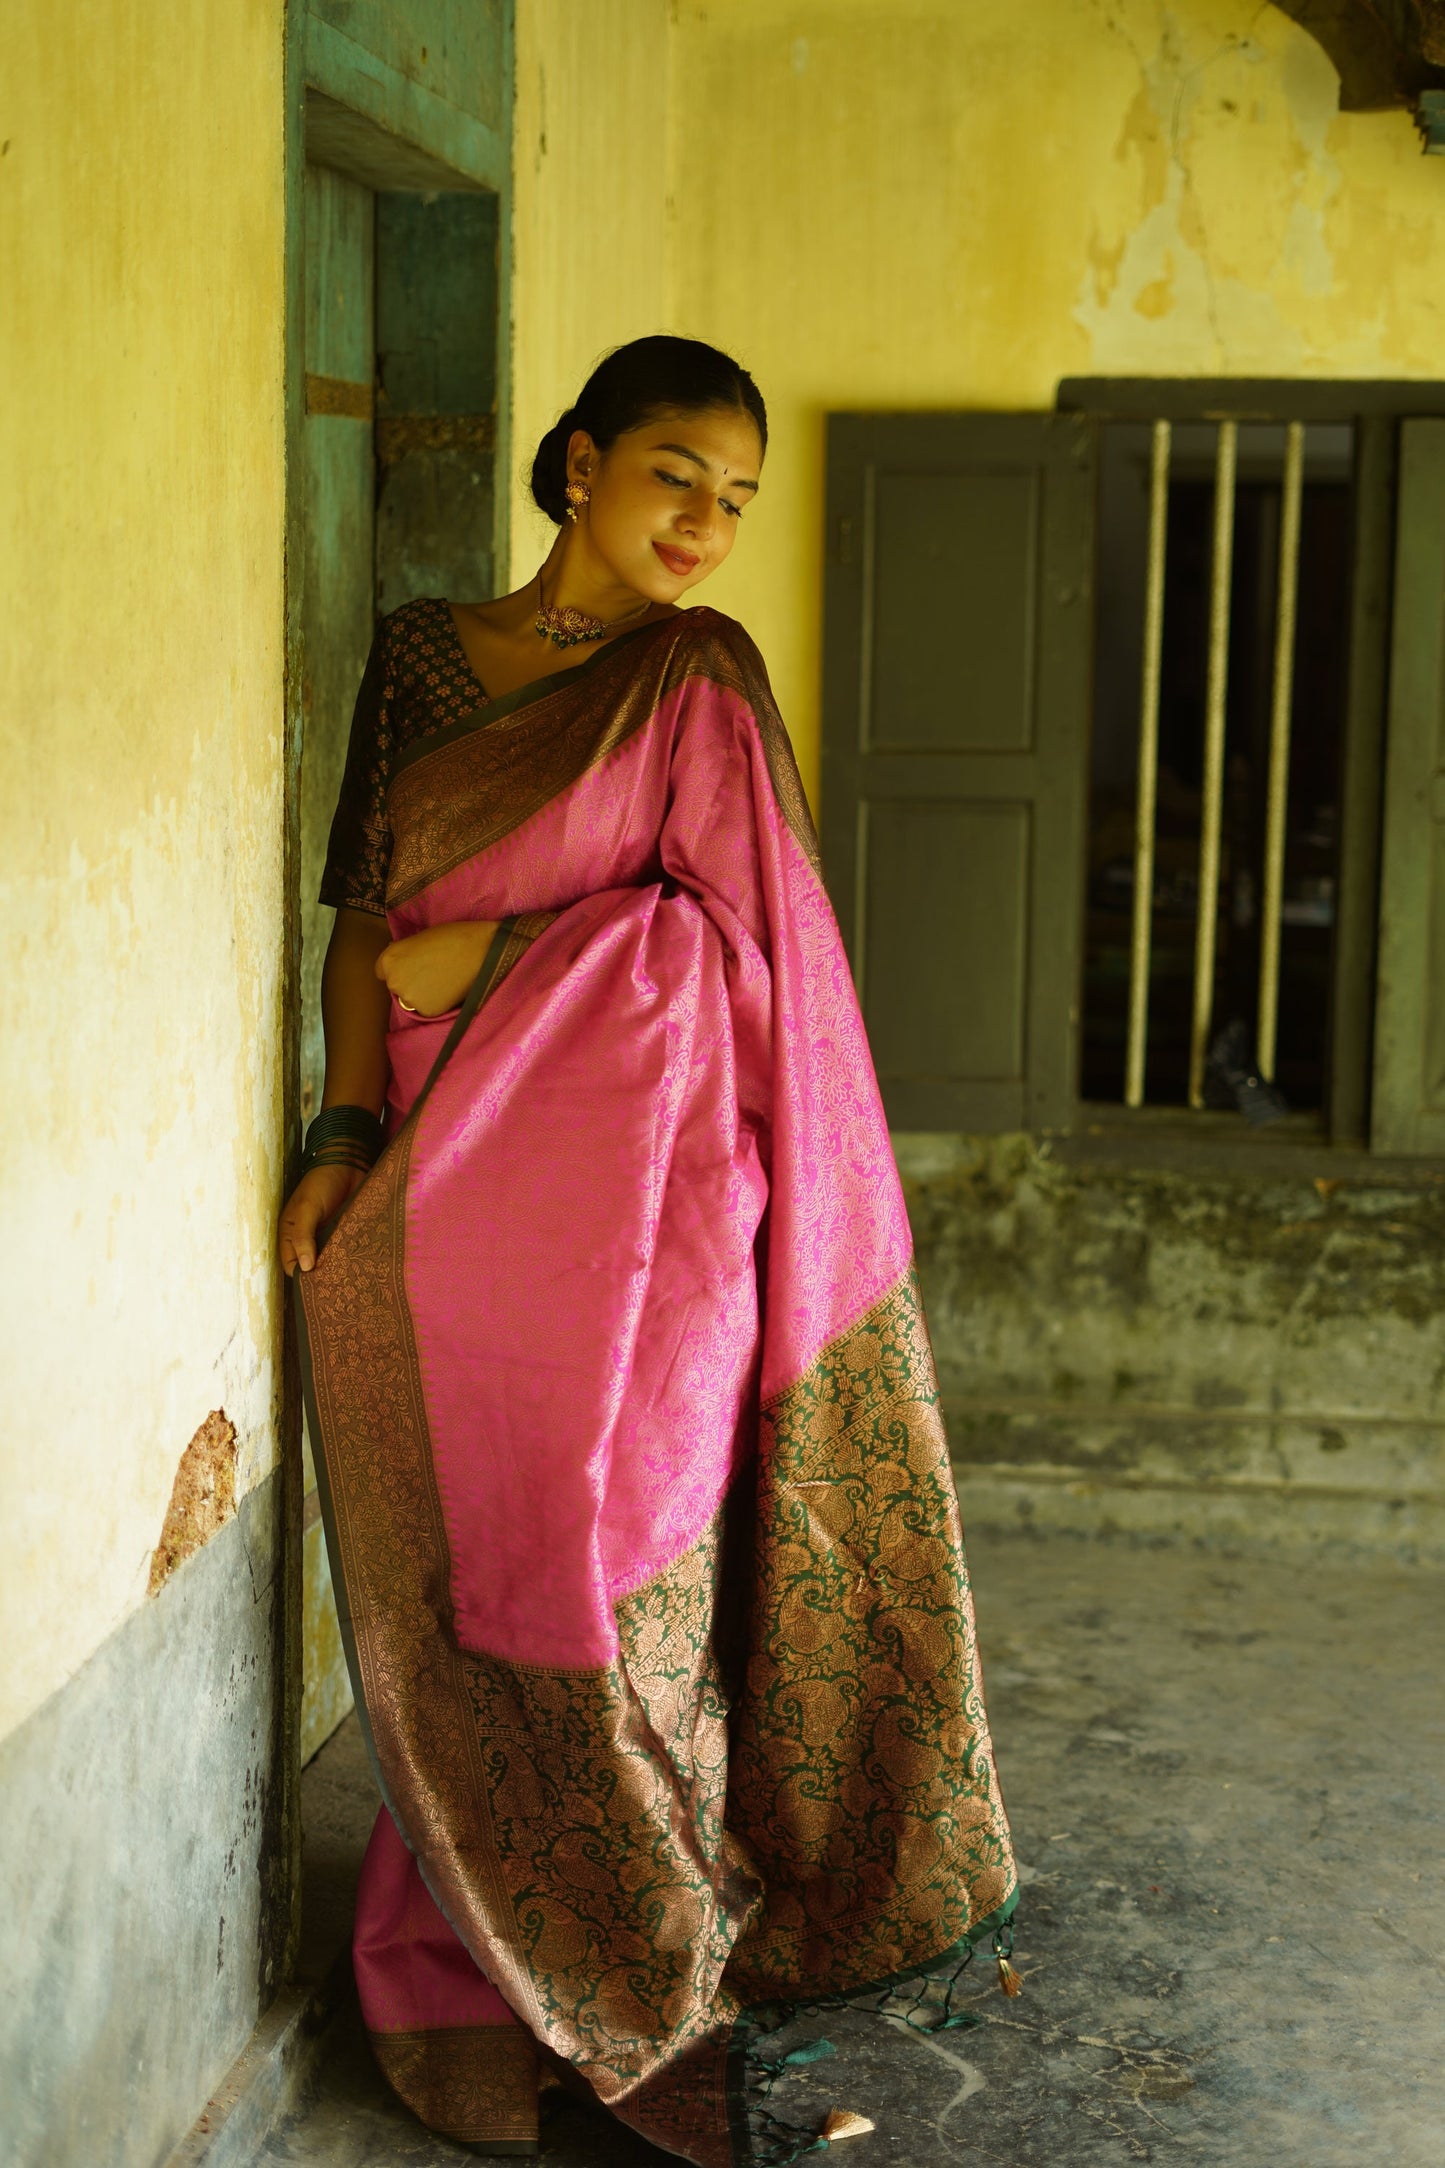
[1373, 417, 1445, 1155]
[820, 413, 1096, 1131]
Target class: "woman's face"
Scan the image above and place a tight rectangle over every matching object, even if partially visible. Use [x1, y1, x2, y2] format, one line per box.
[567, 406, 763, 603]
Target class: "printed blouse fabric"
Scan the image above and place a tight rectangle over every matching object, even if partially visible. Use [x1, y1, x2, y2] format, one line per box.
[320, 597, 489, 916]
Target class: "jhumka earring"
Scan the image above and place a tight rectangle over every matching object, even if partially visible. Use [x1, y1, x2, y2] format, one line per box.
[565, 480, 590, 523]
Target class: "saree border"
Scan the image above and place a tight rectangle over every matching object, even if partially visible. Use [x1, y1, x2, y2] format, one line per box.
[390, 614, 670, 779]
[384, 612, 821, 908]
[366, 2022, 539, 2151]
[295, 1120, 542, 2031]
[296, 915, 568, 2037]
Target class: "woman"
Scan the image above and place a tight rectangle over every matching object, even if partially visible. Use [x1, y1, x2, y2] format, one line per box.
[280, 336, 1016, 2166]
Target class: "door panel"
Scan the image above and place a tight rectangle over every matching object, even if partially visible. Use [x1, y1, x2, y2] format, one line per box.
[871, 470, 1037, 752]
[1373, 416, 1445, 1154]
[862, 799, 1029, 1123]
[822, 413, 1096, 1131]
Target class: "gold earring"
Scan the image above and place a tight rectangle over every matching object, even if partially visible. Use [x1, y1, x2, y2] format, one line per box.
[565, 480, 590, 523]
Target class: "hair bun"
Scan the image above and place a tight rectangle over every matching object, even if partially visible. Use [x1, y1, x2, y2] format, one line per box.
[530, 406, 579, 525]
[527, 339, 767, 530]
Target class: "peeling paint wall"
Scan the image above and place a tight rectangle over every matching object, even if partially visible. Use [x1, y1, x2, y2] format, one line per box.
[147, 1411, 239, 1597]
[595, 0, 1442, 802]
[0, 0, 286, 1741]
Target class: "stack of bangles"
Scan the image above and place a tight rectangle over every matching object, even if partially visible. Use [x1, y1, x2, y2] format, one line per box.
[300, 1104, 386, 1178]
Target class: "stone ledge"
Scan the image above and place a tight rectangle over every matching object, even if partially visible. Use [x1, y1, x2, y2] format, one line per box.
[954, 1460, 1445, 1564]
[162, 1960, 349, 2168]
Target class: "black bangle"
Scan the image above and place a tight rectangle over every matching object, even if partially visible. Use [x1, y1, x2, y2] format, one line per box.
[302, 1104, 385, 1175]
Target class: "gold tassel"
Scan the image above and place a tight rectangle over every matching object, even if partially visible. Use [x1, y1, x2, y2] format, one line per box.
[820, 2110, 876, 2141]
[997, 1956, 1023, 1997]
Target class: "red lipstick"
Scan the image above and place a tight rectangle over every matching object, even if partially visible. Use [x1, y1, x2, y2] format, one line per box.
[653, 542, 700, 576]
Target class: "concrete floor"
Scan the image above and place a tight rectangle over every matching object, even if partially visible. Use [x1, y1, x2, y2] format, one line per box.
[260, 1528, 1444, 2168]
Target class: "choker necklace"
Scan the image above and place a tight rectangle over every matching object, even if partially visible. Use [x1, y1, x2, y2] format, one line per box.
[534, 572, 651, 652]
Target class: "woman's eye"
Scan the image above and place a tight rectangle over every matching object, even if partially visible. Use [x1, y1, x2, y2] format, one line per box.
[721, 499, 744, 519]
[654, 470, 689, 488]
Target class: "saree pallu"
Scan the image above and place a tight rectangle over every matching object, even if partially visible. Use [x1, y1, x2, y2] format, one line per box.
[297, 609, 1016, 2165]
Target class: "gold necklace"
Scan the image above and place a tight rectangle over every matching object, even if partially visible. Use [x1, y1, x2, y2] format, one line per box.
[534, 572, 651, 652]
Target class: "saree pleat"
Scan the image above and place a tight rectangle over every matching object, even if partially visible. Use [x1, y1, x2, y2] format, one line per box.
[297, 609, 1015, 2165]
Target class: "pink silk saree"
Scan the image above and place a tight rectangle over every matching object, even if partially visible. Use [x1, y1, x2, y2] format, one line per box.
[296, 609, 1016, 2165]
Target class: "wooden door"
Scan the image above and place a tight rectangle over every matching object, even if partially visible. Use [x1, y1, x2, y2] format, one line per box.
[299, 159, 375, 1758]
[300, 162, 376, 1122]
[821, 413, 1097, 1131]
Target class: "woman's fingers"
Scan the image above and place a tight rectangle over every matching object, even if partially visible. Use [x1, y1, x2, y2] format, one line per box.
[371, 923, 498, 1017]
[278, 1167, 363, 1276]
[279, 1196, 320, 1276]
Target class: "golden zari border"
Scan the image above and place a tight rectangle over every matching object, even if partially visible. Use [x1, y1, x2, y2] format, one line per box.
[368, 2023, 538, 2148]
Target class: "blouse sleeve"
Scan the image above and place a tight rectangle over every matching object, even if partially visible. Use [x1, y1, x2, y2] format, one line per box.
[319, 619, 396, 915]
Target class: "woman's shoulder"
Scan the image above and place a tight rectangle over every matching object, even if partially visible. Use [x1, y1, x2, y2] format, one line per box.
[375, 594, 454, 649]
[659, 605, 770, 689]
[365, 597, 473, 693]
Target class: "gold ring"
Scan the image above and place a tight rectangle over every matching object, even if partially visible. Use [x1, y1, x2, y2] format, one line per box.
[397, 997, 418, 1014]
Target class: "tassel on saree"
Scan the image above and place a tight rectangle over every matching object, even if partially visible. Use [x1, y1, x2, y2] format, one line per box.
[820, 2108, 876, 2140]
[994, 1920, 1023, 1996]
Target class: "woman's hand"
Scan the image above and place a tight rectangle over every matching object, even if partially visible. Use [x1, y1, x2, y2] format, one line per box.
[376, 921, 499, 1018]
[279, 1163, 369, 1277]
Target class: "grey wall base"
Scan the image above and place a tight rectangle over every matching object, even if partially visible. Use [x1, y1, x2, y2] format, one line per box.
[161, 1965, 346, 2168]
[0, 1473, 286, 2168]
[900, 1131, 1445, 1565]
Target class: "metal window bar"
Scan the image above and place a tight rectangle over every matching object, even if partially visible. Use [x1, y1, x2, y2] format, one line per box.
[1187, 421, 1238, 1109]
[1121, 417, 1313, 1112]
[1257, 421, 1305, 1082]
[1124, 420, 1171, 1107]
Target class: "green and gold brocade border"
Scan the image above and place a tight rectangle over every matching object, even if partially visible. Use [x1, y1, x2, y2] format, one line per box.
[726, 1265, 1016, 2002]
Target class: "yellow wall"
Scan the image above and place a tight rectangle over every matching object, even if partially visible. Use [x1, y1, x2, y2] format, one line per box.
[7, 0, 1437, 1735]
[0, 0, 286, 1736]
[511, 0, 1445, 803]
[509, 0, 673, 582]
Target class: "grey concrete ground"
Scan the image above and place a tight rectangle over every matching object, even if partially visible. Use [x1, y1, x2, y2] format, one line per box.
[260, 1528, 1444, 2168]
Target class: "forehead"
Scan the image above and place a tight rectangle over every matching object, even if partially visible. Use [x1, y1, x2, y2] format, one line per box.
[635, 405, 763, 473]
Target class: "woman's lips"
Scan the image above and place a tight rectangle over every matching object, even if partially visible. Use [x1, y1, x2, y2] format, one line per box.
[653, 542, 700, 576]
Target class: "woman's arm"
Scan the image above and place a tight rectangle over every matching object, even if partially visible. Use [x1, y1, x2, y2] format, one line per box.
[280, 908, 392, 1277]
[322, 906, 394, 1114]
[279, 910, 499, 1275]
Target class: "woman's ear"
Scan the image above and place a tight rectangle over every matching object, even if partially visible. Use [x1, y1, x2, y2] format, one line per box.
[565, 428, 597, 483]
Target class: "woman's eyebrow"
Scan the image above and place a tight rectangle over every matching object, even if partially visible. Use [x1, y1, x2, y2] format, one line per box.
[655, 442, 760, 493]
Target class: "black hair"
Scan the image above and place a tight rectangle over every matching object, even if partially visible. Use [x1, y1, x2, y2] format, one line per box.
[529, 334, 768, 524]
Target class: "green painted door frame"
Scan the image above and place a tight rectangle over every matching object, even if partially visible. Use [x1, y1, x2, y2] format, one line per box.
[278, 0, 514, 1971]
